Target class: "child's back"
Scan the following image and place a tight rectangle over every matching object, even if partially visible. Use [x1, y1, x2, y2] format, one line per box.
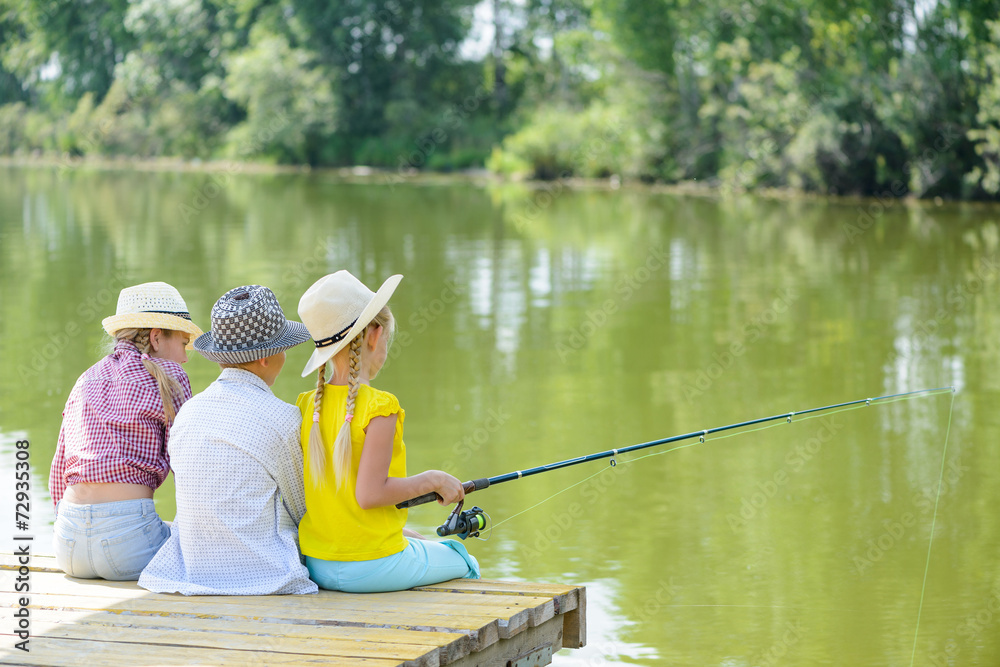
[138, 285, 317, 596]
[296, 383, 407, 561]
[141, 367, 316, 595]
[295, 272, 480, 593]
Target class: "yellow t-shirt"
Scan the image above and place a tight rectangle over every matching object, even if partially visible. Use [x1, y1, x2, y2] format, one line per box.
[295, 383, 408, 561]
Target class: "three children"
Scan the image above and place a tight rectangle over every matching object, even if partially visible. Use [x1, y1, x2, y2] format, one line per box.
[51, 274, 479, 593]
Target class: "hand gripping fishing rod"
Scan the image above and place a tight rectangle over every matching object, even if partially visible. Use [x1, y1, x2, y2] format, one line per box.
[398, 387, 953, 538]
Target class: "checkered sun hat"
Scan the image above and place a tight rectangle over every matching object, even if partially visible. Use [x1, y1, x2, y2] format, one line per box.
[194, 285, 310, 364]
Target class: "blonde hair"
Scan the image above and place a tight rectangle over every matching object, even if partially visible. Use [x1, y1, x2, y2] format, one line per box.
[115, 328, 185, 423]
[309, 305, 395, 489]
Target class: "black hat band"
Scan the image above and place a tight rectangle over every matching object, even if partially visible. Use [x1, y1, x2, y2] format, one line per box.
[314, 319, 358, 348]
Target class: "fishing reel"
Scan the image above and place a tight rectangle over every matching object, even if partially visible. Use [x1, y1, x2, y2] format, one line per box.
[436, 500, 488, 540]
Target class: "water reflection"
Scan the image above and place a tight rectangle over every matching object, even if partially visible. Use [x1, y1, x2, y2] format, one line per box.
[1, 166, 998, 665]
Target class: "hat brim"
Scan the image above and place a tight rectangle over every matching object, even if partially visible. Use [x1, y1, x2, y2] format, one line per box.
[300, 274, 402, 377]
[194, 320, 311, 364]
[102, 313, 205, 349]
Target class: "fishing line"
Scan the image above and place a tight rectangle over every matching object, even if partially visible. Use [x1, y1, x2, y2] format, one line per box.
[492, 387, 954, 530]
[657, 604, 866, 613]
[491, 463, 611, 530]
[910, 387, 956, 667]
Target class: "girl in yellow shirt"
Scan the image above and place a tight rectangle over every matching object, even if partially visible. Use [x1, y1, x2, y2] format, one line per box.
[295, 271, 480, 592]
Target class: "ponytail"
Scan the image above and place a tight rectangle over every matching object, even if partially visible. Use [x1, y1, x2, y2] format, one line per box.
[115, 328, 184, 424]
[331, 334, 363, 490]
[311, 308, 395, 491]
[308, 363, 328, 487]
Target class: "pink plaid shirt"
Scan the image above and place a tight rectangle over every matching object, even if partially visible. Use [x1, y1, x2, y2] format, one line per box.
[49, 340, 192, 507]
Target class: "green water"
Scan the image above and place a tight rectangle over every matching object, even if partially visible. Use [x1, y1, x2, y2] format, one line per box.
[1, 165, 998, 666]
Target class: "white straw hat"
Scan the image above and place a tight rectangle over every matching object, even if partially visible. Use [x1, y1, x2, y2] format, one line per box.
[298, 271, 402, 377]
[102, 282, 204, 348]
[194, 285, 311, 364]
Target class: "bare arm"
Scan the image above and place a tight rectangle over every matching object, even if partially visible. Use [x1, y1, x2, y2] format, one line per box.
[355, 414, 465, 510]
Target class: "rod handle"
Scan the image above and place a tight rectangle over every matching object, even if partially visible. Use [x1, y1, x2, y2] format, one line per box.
[396, 478, 490, 509]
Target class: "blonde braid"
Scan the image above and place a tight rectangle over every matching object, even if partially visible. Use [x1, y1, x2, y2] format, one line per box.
[117, 328, 184, 424]
[307, 363, 328, 487]
[331, 334, 363, 490]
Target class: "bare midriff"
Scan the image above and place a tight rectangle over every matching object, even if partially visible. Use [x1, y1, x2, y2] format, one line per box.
[63, 482, 154, 504]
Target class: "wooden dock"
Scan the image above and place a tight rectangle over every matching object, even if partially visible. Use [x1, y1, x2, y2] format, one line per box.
[0, 554, 585, 666]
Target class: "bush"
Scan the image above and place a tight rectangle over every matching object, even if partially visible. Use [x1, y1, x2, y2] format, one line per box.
[488, 103, 648, 180]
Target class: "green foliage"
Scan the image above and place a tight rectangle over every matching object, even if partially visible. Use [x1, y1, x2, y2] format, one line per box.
[0, 0, 997, 198]
[968, 21, 1000, 196]
[0, 101, 25, 153]
[222, 28, 337, 165]
[123, 0, 218, 88]
[12, 0, 135, 102]
[488, 101, 653, 179]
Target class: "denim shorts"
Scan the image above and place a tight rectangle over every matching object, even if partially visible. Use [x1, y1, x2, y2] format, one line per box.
[53, 498, 170, 581]
[305, 537, 480, 593]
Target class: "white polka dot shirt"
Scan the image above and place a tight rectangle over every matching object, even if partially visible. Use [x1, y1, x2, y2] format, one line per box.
[139, 368, 318, 595]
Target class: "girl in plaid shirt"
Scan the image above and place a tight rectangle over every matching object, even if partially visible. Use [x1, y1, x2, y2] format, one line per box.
[49, 282, 203, 581]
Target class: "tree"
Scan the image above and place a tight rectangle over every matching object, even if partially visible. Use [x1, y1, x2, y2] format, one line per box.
[223, 26, 337, 165]
[15, 0, 135, 102]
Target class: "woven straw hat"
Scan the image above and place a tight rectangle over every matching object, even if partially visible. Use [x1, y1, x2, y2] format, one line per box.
[298, 271, 402, 377]
[194, 285, 311, 364]
[102, 282, 204, 348]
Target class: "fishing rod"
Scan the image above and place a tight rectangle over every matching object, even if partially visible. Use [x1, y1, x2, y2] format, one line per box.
[398, 386, 954, 539]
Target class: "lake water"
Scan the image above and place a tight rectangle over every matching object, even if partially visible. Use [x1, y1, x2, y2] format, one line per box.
[1, 165, 998, 666]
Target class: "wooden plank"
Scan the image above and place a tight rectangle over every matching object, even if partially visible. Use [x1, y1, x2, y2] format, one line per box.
[22, 608, 472, 665]
[1, 592, 503, 651]
[28, 608, 468, 647]
[17, 570, 557, 615]
[1, 556, 577, 600]
[2, 621, 440, 666]
[0, 553, 588, 665]
[561, 585, 586, 649]
[414, 579, 582, 623]
[447, 614, 564, 667]
[0, 636, 401, 666]
[1, 589, 534, 644]
[414, 580, 579, 598]
[3, 573, 555, 642]
[0, 554, 60, 573]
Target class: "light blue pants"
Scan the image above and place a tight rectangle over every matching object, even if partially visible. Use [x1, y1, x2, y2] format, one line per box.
[53, 498, 170, 581]
[305, 537, 481, 593]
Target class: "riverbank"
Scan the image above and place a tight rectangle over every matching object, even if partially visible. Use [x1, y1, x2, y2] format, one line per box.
[1, 154, 994, 211]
